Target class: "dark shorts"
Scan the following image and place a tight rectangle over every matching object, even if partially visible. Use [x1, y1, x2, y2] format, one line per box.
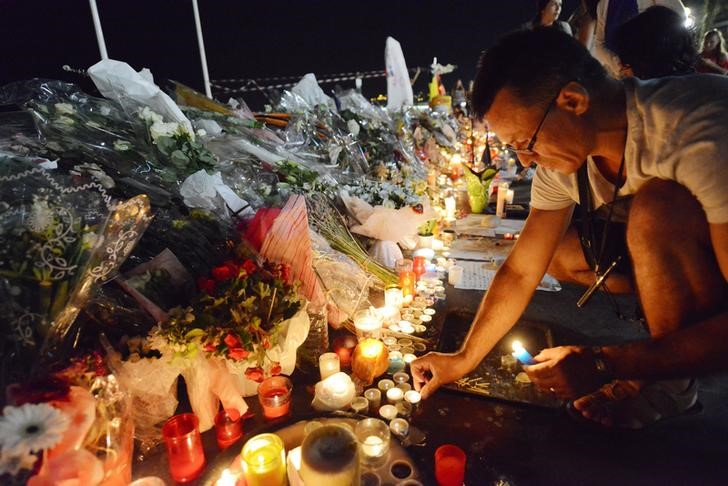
[578, 197, 633, 277]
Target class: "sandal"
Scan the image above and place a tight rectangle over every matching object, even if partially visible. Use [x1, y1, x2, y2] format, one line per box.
[566, 379, 700, 430]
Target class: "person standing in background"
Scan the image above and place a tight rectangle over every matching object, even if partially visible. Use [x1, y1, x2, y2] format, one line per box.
[524, 0, 574, 35]
[697, 29, 728, 74]
[576, 0, 686, 76]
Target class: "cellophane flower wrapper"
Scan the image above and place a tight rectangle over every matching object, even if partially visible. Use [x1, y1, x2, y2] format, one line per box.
[0, 157, 151, 387]
[103, 340, 181, 453]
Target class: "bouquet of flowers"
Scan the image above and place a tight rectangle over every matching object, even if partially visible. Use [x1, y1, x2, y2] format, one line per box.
[150, 257, 308, 430]
[0, 353, 133, 486]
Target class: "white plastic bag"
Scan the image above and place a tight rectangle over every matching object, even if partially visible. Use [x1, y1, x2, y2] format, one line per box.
[385, 37, 414, 110]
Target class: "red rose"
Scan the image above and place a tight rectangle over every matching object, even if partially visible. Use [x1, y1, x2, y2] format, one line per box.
[224, 260, 240, 275]
[212, 265, 233, 282]
[228, 348, 250, 361]
[280, 264, 291, 282]
[261, 339, 271, 350]
[269, 363, 281, 376]
[242, 259, 257, 275]
[245, 367, 264, 382]
[197, 277, 216, 294]
[203, 343, 216, 353]
[224, 333, 240, 348]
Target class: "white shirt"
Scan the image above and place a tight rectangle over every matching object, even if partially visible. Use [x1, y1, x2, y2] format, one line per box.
[530, 75, 728, 224]
[593, 0, 686, 76]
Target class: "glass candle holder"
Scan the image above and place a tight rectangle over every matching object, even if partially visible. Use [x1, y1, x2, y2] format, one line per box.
[241, 433, 287, 486]
[386, 386, 404, 405]
[162, 413, 206, 483]
[384, 286, 404, 308]
[214, 408, 243, 450]
[332, 334, 358, 368]
[413, 256, 427, 278]
[389, 418, 410, 438]
[392, 372, 410, 385]
[353, 309, 383, 341]
[364, 388, 381, 413]
[378, 404, 398, 421]
[319, 352, 340, 380]
[258, 376, 293, 420]
[377, 379, 395, 392]
[355, 418, 391, 468]
[399, 271, 416, 300]
[351, 396, 370, 415]
[435, 444, 466, 486]
[397, 382, 412, 393]
[395, 258, 413, 274]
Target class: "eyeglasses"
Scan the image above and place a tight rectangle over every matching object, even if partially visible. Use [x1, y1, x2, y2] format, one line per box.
[506, 91, 560, 157]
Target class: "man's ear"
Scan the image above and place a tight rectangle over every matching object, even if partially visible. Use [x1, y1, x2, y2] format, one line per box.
[557, 81, 590, 116]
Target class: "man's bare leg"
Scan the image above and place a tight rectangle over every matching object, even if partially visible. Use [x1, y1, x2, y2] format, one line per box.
[573, 180, 728, 427]
[548, 226, 633, 294]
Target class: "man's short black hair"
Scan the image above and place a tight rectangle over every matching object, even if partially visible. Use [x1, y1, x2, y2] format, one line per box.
[471, 28, 607, 119]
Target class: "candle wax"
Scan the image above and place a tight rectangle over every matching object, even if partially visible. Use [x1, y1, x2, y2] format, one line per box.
[242, 444, 286, 486]
[260, 387, 291, 419]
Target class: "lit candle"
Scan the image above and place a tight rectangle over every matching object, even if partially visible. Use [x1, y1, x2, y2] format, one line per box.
[392, 372, 410, 385]
[355, 418, 391, 468]
[313, 372, 356, 412]
[506, 188, 515, 204]
[404, 390, 421, 406]
[241, 433, 287, 486]
[319, 352, 340, 380]
[384, 287, 404, 308]
[511, 340, 536, 365]
[361, 435, 386, 458]
[382, 336, 398, 347]
[386, 387, 404, 404]
[403, 353, 417, 365]
[496, 183, 510, 218]
[332, 334, 357, 368]
[377, 305, 400, 326]
[413, 256, 427, 278]
[399, 271, 416, 300]
[353, 309, 383, 341]
[216, 468, 238, 486]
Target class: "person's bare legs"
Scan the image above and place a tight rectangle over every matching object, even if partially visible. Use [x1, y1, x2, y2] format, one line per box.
[573, 180, 728, 427]
[548, 226, 633, 294]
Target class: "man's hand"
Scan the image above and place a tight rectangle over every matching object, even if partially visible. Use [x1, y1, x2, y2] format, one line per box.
[411, 352, 471, 399]
[524, 346, 609, 400]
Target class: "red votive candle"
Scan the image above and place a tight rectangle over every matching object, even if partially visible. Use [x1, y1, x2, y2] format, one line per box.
[333, 334, 358, 368]
[214, 408, 243, 450]
[435, 444, 466, 486]
[162, 413, 206, 483]
[412, 256, 427, 278]
[258, 375, 293, 420]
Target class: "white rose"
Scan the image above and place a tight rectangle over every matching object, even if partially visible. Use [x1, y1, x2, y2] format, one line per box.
[150, 121, 180, 142]
[382, 199, 395, 209]
[140, 107, 163, 125]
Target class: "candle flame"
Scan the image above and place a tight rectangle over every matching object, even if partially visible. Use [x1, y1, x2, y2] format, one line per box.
[512, 340, 524, 352]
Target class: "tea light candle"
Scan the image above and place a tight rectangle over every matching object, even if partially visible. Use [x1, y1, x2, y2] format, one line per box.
[403, 353, 417, 365]
[364, 389, 381, 412]
[351, 396, 369, 415]
[392, 372, 410, 385]
[448, 265, 464, 286]
[398, 322, 415, 334]
[511, 340, 536, 365]
[377, 305, 400, 325]
[389, 418, 409, 437]
[378, 404, 398, 421]
[397, 338, 413, 348]
[386, 387, 404, 404]
[382, 336, 397, 347]
[423, 308, 436, 316]
[400, 346, 415, 355]
[319, 353, 340, 380]
[397, 382, 412, 393]
[404, 390, 421, 406]
[377, 379, 395, 392]
[419, 314, 432, 324]
[384, 287, 404, 308]
[395, 401, 413, 419]
[241, 433, 287, 486]
[414, 342, 427, 352]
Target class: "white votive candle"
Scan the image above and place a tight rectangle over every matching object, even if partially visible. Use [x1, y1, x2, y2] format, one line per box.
[351, 396, 369, 415]
[392, 372, 410, 385]
[384, 287, 404, 308]
[378, 404, 398, 421]
[419, 314, 433, 324]
[404, 390, 421, 406]
[377, 379, 395, 392]
[319, 352, 340, 380]
[364, 389, 381, 412]
[386, 387, 404, 404]
[403, 353, 417, 364]
[448, 265, 464, 286]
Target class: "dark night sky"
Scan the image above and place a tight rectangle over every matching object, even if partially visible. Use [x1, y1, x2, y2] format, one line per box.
[2, 0, 583, 107]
